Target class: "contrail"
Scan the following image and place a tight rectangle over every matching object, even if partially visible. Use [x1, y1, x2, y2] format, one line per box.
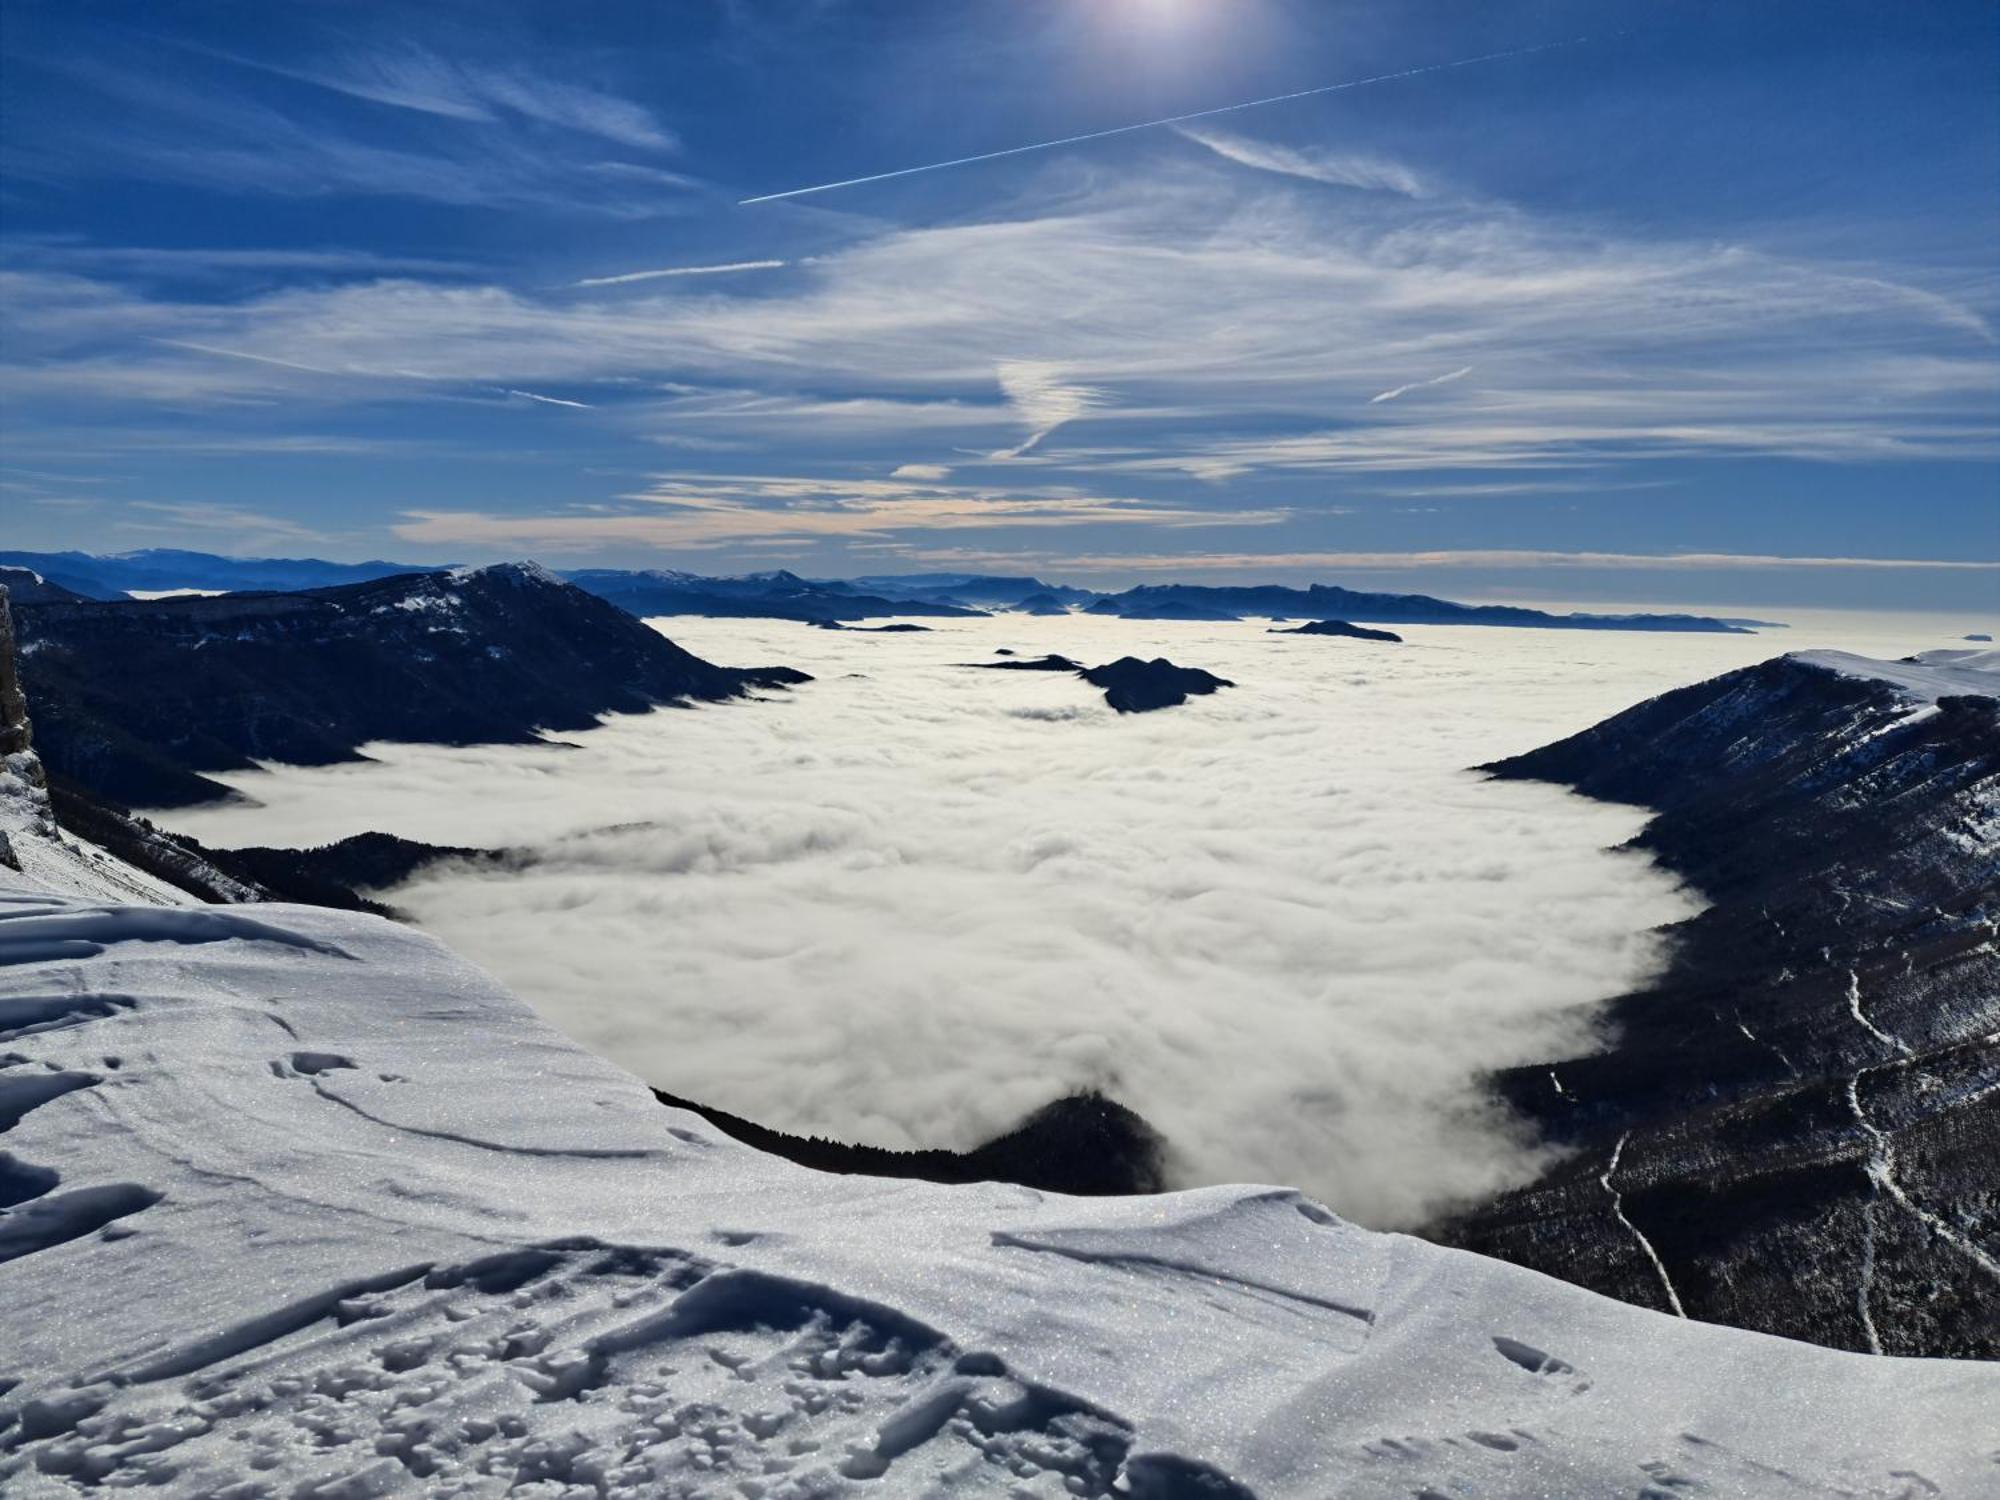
[501, 388, 595, 409]
[572, 259, 788, 287]
[740, 37, 1590, 205]
[1369, 365, 1473, 404]
[154, 338, 345, 376]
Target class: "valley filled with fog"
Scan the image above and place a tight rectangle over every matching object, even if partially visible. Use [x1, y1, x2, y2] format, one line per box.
[162, 607, 1980, 1227]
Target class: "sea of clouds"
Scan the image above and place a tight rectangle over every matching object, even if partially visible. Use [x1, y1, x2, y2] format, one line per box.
[160, 611, 1956, 1227]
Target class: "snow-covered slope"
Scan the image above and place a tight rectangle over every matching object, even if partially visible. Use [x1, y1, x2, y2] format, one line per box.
[1793, 646, 2000, 703]
[0, 770, 1991, 1494]
[1454, 648, 1999, 1356]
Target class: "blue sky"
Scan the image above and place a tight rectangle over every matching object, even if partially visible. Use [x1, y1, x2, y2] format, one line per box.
[2, 0, 1995, 608]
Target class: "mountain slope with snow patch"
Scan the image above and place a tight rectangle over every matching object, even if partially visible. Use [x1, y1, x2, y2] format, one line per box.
[1452, 648, 2000, 1356]
[14, 564, 809, 809]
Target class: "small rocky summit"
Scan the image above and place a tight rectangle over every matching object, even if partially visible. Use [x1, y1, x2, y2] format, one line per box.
[964, 653, 1235, 711]
[1010, 591, 1070, 616]
[963, 654, 1084, 673]
[811, 621, 932, 633]
[1270, 618, 1403, 643]
[1966, 632, 1993, 642]
[1081, 657, 1234, 713]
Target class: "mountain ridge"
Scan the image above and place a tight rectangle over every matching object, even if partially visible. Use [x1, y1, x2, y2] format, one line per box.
[3, 549, 1759, 632]
[1441, 648, 2000, 1356]
[14, 563, 809, 808]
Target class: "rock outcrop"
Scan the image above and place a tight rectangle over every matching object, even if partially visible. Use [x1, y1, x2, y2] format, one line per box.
[650, 1087, 1166, 1197]
[962, 654, 1084, 672]
[1081, 657, 1235, 713]
[964, 654, 1235, 712]
[1268, 619, 1403, 642]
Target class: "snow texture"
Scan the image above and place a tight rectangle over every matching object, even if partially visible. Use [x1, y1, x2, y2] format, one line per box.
[0, 751, 196, 910]
[0, 712, 1992, 1496]
[1792, 647, 2000, 704]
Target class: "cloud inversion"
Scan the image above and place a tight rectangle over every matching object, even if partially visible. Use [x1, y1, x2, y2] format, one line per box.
[154, 614, 1780, 1228]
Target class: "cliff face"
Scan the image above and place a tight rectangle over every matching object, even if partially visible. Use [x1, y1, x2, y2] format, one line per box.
[1, 584, 269, 897]
[1442, 650, 2000, 1357]
[0, 587, 39, 873]
[0, 586, 36, 767]
[15, 563, 808, 808]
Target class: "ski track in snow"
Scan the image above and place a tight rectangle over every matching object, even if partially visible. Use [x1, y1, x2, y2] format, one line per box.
[1598, 1132, 1688, 1320]
[1846, 1076, 1889, 1358]
[1846, 969, 1914, 1060]
[1841, 971, 2000, 1308]
[1725, 1006, 1800, 1078]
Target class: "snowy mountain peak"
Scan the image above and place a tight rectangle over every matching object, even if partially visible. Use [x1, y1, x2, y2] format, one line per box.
[447, 559, 568, 590]
[1792, 646, 2000, 704]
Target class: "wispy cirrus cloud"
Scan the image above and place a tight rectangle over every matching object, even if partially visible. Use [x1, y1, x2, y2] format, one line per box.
[8, 50, 697, 216]
[1173, 123, 1431, 197]
[4, 150, 1994, 570]
[992, 361, 1103, 459]
[179, 42, 678, 151]
[1, 241, 478, 280]
[393, 471, 1289, 552]
[14, 163, 1986, 473]
[117, 500, 335, 552]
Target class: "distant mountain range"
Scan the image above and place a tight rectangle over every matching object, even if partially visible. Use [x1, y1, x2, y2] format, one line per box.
[0, 548, 449, 599]
[12, 562, 807, 808]
[561, 568, 985, 623]
[0, 549, 1762, 633]
[566, 568, 1756, 633]
[1079, 582, 1753, 632]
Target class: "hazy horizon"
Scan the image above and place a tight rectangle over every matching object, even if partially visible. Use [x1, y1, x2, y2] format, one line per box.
[9, 540, 1999, 622]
